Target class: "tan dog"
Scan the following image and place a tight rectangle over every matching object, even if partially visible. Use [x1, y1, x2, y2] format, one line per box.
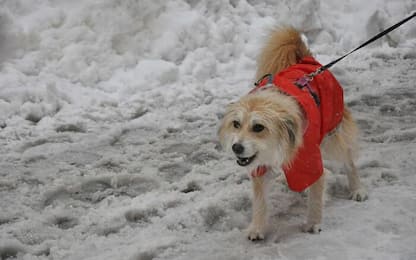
[218, 27, 368, 240]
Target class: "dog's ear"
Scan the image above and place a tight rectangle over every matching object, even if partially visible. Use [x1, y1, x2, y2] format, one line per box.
[218, 102, 237, 138]
[217, 102, 235, 120]
[226, 102, 236, 110]
[282, 117, 297, 147]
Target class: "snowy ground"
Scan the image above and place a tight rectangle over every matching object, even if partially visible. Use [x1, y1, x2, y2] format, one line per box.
[0, 0, 415, 259]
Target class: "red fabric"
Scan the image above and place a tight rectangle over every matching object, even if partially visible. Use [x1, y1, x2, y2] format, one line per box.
[251, 56, 344, 192]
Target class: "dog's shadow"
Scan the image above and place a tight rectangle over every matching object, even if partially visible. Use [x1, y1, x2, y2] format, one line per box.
[263, 174, 353, 243]
[265, 187, 309, 242]
[269, 223, 304, 243]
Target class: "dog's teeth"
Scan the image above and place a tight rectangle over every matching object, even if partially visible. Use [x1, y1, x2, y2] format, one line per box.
[236, 155, 256, 167]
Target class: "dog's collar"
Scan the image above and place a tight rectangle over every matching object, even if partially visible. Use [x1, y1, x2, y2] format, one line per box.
[251, 74, 274, 94]
[251, 83, 275, 93]
[254, 73, 273, 87]
[251, 165, 268, 178]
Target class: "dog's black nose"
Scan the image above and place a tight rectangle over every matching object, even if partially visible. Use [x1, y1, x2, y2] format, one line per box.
[232, 143, 244, 154]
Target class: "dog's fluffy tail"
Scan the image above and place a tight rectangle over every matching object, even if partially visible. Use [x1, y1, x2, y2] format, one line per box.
[256, 27, 311, 80]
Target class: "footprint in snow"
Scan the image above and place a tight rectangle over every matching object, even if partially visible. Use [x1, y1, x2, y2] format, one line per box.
[52, 150, 102, 167]
[180, 181, 201, 193]
[0, 244, 26, 260]
[50, 215, 79, 230]
[43, 175, 159, 206]
[160, 143, 195, 156]
[200, 205, 226, 229]
[349, 90, 416, 119]
[158, 163, 191, 182]
[124, 208, 161, 224]
[55, 123, 86, 133]
[372, 171, 399, 187]
[187, 150, 220, 164]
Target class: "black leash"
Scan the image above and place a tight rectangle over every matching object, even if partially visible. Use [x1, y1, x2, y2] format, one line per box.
[255, 12, 416, 106]
[289, 11, 416, 106]
[298, 11, 416, 85]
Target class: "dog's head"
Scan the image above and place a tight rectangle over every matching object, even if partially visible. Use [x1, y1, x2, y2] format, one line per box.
[218, 90, 303, 170]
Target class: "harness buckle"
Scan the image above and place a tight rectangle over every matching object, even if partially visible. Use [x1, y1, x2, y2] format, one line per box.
[294, 75, 321, 107]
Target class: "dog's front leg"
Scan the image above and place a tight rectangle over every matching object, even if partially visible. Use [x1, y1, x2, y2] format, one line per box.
[303, 171, 325, 234]
[247, 175, 268, 240]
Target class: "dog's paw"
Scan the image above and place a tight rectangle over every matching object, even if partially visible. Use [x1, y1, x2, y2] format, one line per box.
[350, 187, 368, 202]
[246, 223, 266, 241]
[302, 223, 321, 234]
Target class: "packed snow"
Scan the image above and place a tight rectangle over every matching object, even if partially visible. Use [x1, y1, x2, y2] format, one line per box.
[0, 0, 415, 259]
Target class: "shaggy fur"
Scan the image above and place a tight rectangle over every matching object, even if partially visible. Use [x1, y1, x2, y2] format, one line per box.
[218, 27, 368, 240]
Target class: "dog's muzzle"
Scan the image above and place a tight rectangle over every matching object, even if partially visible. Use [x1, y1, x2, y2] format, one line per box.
[232, 143, 257, 166]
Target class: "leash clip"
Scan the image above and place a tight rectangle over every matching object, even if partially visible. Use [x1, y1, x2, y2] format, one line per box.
[294, 74, 321, 107]
[294, 75, 312, 89]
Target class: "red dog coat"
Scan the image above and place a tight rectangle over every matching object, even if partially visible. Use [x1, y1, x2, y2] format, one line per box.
[252, 56, 344, 192]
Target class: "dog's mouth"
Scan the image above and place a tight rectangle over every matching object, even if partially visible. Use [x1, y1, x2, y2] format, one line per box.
[236, 154, 257, 166]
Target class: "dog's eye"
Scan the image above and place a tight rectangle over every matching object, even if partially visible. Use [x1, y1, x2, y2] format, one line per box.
[252, 124, 265, 133]
[232, 120, 241, 129]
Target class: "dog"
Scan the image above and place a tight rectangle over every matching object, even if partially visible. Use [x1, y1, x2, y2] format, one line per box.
[218, 27, 368, 240]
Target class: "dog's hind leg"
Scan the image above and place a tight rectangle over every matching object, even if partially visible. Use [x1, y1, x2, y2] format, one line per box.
[322, 108, 368, 201]
[345, 151, 368, 201]
[247, 176, 268, 240]
[303, 171, 325, 233]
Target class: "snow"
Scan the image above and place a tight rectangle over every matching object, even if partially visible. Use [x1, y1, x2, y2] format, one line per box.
[0, 0, 415, 259]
